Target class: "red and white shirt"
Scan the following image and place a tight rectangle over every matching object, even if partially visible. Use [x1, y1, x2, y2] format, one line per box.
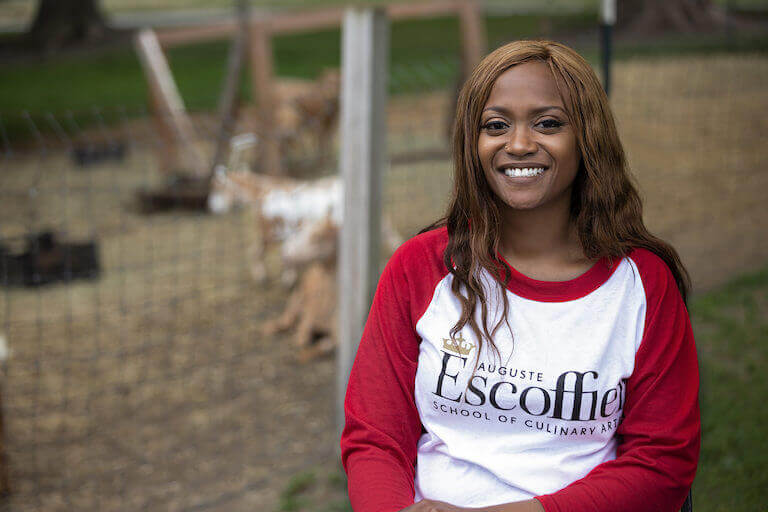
[340, 227, 700, 512]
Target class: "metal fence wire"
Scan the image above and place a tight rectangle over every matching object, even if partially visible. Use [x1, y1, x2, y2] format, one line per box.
[0, 45, 767, 510]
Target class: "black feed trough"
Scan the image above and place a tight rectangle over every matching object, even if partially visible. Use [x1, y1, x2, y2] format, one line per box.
[72, 141, 127, 167]
[136, 175, 211, 214]
[0, 231, 100, 288]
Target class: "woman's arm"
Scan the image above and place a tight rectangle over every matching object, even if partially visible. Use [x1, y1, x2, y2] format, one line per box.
[340, 239, 440, 512]
[398, 498, 545, 512]
[530, 251, 701, 512]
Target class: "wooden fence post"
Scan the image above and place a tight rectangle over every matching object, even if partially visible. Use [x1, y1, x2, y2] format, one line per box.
[336, 7, 389, 436]
[248, 19, 283, 176]
[458, 0, 486, 72]
[134, 29, 206, 178]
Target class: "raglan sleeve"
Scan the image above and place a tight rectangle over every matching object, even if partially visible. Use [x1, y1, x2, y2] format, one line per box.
[534, 253, 701, 512]
[340, 242, 426, 512]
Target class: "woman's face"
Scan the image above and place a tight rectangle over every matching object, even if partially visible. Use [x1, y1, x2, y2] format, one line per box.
[477, 61, 581, 213]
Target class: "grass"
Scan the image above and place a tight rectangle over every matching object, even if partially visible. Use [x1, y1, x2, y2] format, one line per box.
[0, 12, 594, 143]
[3, 8, 768, 145]
[689, 267, 768, 510]
[3, 10, 768, 114]
[277, 466, 352, 512]
[278, 471, 318, 511]
[0, 13, 587, 114]
[277, 264, 768, 511]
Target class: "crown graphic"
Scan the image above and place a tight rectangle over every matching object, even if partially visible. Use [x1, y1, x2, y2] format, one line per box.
[442, 334, 475, 356]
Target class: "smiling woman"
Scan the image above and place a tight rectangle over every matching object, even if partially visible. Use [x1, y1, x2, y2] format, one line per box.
[341, 40, 700, 512]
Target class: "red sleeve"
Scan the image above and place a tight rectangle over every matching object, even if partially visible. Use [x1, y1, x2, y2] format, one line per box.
[340, 229, 448, 512]
[535, 249, 700, 512]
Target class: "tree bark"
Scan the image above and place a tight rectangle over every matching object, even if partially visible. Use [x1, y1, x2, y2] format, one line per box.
[616, 0, 759, 35]
[27, 0, 109, 52]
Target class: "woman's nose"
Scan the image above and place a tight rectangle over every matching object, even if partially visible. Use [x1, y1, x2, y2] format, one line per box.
[504, 127, 537, 156]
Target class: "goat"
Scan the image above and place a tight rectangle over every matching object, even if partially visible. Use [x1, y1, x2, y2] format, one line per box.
[208, 161, 402, 286]
[244, 69, 340, 173]
[261, 217, 338, 363]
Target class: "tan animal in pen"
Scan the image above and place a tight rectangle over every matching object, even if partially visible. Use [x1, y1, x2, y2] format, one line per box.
[243, 69, 341, 173]
[208, 165, 343, 285]
[261, 218, 339, 363]
[208, 160, 402, 287]
[276, 69, 341, 167]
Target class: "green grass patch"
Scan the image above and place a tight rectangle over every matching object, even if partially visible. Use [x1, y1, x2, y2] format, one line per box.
[690, 266, 768, 511]
[2, 12, 768, 144]
[278, 471, 317, 512]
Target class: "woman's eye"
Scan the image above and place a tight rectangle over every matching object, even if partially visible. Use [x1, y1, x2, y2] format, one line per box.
[538, 119, 563, 129]
[482, 121, 507, 131]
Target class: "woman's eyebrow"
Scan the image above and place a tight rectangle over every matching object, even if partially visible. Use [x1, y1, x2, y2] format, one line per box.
[482, 105, 567, 115]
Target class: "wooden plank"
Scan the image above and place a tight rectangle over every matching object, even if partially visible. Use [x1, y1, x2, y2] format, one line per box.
[156, 21, 237, 47]
[270, 2, 461, 34]
[134, 29, 207, 177]
[248, 19, 283, 176]
[458, 0, 487, 72]
[155, 0, 465, 45]
[388, 0, 462, 20]
[336, 7, 389, 436]
[269, 7, 345, 34]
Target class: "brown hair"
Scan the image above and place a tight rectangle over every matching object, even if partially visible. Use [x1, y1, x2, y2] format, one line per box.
[423, 39, 691, 366]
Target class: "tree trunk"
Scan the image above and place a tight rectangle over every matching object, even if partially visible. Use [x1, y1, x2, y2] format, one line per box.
[27, 0, 108, 52]
[616, 0, 758, 34]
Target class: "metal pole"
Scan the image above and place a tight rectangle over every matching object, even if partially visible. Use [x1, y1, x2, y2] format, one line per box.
[336, 7, 389, 437]
[600, 0, 616, 97]
[210, 0, 249, 175]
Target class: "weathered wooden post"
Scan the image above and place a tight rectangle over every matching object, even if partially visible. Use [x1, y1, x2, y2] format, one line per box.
[248, 18, 283, 176]
[458, 0, 486, 72]
[134, 29, 206, 177]
[336, 7, 389, 435]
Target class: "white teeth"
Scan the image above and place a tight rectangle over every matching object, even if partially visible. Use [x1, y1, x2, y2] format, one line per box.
[503, 167, 545, 177]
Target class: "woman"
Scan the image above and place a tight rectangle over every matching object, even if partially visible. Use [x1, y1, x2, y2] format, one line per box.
[340, 40, 700, 512]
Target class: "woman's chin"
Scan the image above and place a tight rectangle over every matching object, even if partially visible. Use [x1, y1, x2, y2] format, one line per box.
[497, 194, 545, 212]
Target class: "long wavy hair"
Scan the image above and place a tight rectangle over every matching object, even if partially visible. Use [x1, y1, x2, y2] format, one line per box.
[423, 39, 691, 366]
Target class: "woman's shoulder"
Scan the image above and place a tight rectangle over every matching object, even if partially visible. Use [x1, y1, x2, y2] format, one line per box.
[389, 225, 449, 269]
[377, 226, 451, 319]
[624, 247, 682, 304]
[625, 247, 675, 282]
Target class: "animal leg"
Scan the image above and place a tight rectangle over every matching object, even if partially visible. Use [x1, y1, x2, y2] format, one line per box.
[261, 285, 303, 336]
[298, 335, 336, 364]
[280, 267, 298, 289]
[293, 313, 316, 352]
[250, 213, 273, 283]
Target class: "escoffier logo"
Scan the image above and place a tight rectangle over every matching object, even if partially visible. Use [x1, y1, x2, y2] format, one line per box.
[431, 347, 626, 433]
[442, 334, 475, 356]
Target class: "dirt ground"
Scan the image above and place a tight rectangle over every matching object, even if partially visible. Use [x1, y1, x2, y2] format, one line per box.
[0, 52, 766, 511]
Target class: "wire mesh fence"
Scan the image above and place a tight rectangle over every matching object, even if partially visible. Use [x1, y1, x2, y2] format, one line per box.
[0, 39, 767, 511]
[0, 105, 338, 510]
[382, 51, 768, 290]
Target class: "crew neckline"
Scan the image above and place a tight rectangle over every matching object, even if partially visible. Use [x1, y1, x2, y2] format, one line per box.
[495, 252, 621, 302]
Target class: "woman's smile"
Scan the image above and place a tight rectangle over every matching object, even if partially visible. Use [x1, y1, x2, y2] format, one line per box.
[498, 165, 548, 180]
